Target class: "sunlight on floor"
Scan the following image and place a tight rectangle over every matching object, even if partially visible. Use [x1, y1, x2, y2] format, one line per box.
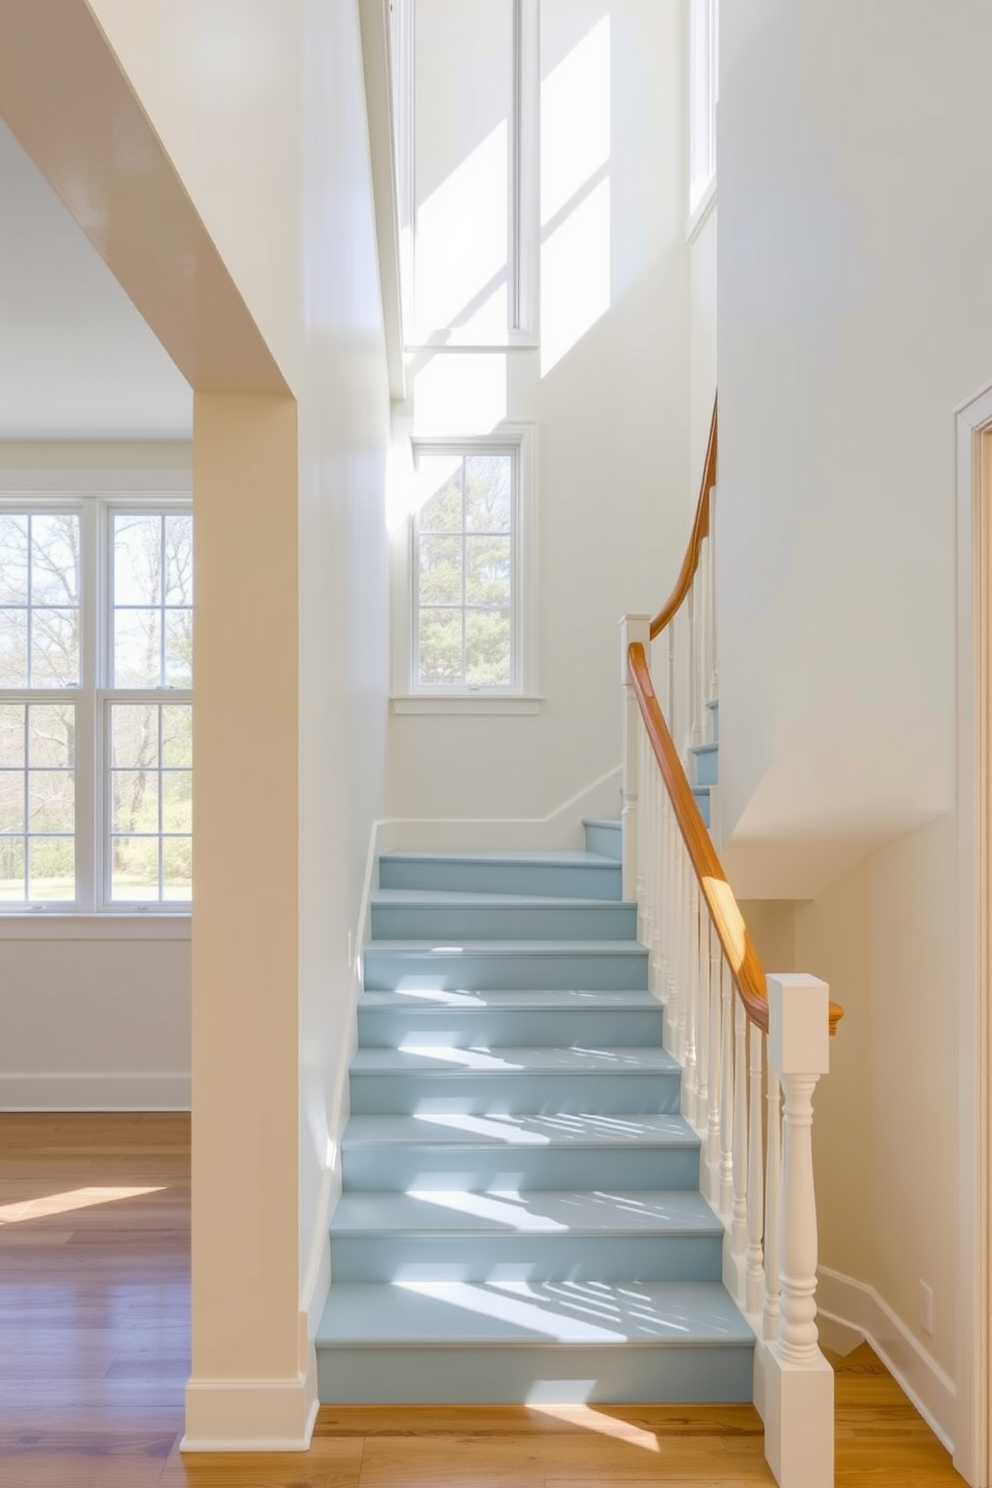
[527, 1401, 661, 1451]
[0, 1185, 165, 1224]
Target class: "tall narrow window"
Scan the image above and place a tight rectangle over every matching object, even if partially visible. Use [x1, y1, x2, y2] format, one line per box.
[395, 0, 537, 345]
[414, 451, 515, 689]
[689, 0, 718, 221]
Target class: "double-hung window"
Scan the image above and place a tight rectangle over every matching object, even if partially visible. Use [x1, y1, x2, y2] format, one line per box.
[0, 493, 192, 913]
[397, 424, 536, 709]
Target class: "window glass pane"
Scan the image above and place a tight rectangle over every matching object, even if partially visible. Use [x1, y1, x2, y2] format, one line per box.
[162, 771, 191, 834]
[112, 770, 159, 836]
[465, 456, 511, 531]
[28, 836, 74, 900]
[466, 608, 511, 686]
[0, 838, 25, 901]
[164, 515, 194, 605]
[419, 536, 463, 605]
[418, 465, 463, 532]
[110, 837, 160, 902]
[28, 706, 75, 769]
[164, 610, 193, 687]
[30, 607, 79, 687]
[163, 837, 192, 900]
[414, 0, 513, 336]
[0, 704, 25, 768]
[418, 608, 463, 685]
[114, 514, 163, 606]
[0, 515, 28, 604]
[31, 515, 79, 606]
[162, 706, 191, 768]
[115, 609, 162, 687]
[0, 610, 28, 687]
[0, 772, 24, 833]
[112, 704, 160, 769]
[28, 771, 74, 835]
[466, 536, 511, 606]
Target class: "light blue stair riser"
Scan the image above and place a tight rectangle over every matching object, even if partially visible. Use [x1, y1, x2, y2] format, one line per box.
[689, 743, 719, 788]
[693, 788, 711, 828]
[371, 898, 636, 942]
[380, 853, 622, 901]
[583, 819, 622, 860]
[363, 944, 649, 993]
[347, 1068, 683, 1116]
[356, 1003, 662, 1049]
[341, 1141, 700, 1193]
[316, 1341, 755, 1406]
[329, 1232, 723, 1284]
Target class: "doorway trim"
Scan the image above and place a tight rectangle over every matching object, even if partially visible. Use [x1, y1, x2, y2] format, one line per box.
[955, 381, 992, 1487]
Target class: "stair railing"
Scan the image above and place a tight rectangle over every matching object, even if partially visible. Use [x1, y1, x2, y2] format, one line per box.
[621, 398, 843, 1488]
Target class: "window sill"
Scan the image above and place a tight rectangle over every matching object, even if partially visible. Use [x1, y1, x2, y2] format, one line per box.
[391, 694, 543, 716]
[0, 914, 191, 940]
[403, 329, 539, 353]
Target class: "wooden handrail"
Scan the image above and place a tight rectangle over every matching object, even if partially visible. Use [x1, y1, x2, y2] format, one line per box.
[649, 397, 719, 641]
[627, 640, 843, 1037]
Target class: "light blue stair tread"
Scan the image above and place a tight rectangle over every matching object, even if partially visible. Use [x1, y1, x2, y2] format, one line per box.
[372, 890, 634, 909]
[317, 1280, 754, 1347]
[332, 1189, 721, 1236]
[367, 939, 647, 956]
[342, 1112, 698, 1150]
[358, 988, 659, 1010]
[582, 819, 621, 830]
[350, 1046, 678, 1075]
[383, 850, 618, 866]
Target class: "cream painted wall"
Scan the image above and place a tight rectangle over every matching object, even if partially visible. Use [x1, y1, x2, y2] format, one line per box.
[388, 0, 692, 831]
[717, 0, 992, 899]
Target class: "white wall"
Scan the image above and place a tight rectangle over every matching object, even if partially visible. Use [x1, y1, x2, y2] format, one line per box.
[0, 925, 190, 1109]
[717, 0, 992, 900]
[388, 0, 693, 835]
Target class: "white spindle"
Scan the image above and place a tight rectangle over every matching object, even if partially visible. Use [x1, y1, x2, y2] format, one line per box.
[683, 878, 698, 1112]
[620, 615, 650, 902]
[763, 1068, 782, 1343]
[777, 1073, 822, 1363]
[694, 900, 709, 1133]
[731, 993, 748, 1285]
[687, 581, 698, 753]
[719, 957, 734, 1219]
[746, 1022, 765, 1317]
[706, 935, 721, 1203]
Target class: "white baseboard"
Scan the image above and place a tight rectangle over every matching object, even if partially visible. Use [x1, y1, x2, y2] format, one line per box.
[181, 1374, 318, 1451]
[818, 1265, 956, 1452]
[386, 766, 623, 852]
[0, 1072, 190, 1110]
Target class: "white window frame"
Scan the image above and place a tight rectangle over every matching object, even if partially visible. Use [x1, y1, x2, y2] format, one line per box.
[391, 423, 539, 714]
[0, 471, 192, 918]
[391, 0, 540, 350]
[687, 0, 718, 238]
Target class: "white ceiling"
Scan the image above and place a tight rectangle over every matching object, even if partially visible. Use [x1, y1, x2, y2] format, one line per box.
[0, 117, 192, 440]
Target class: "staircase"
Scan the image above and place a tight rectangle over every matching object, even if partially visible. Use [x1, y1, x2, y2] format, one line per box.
[315, 817, 755, 1405]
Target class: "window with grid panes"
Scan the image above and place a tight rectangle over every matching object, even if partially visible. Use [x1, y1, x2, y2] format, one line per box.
[0, 498, 191, 911]
[413, 449, 516, 689]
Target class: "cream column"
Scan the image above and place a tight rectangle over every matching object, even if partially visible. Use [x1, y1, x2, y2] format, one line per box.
[185, 392, 307, 1449]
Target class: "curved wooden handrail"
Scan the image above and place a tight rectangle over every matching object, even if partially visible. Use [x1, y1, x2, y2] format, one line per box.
[627, 641, 843, 1037]
[649, 397, 719, 641]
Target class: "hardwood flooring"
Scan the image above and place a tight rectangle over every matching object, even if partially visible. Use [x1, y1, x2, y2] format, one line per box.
[0, 1112, 967, 1486]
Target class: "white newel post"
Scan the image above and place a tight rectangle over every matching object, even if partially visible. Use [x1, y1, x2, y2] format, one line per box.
[620, 615, 651, 903]
[762, 974, 833, 1488]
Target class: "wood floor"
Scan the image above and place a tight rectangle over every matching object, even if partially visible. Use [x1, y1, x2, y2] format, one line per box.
[0, 1112, 966, 1487]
